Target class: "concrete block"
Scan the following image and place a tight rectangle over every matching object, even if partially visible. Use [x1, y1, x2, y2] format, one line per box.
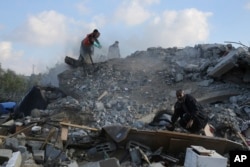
[208, 50, 238, 77]
[149, 162, 165, 167]
[0, 149, 12, 164]
[5, 138, 19, 150]
[33, 150, 45, 163]
[0, 149, 12, 159]
[6, 151, 22, 167]
[68, 160, 79, 167]
[184, 147, 227, 167]
[79, 161, 99, 167]
[99, 158, 120, 167]
[18, 146, 27, 153]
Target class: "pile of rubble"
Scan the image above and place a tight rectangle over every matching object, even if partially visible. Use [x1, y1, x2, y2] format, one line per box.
[1, 43, 250, 166]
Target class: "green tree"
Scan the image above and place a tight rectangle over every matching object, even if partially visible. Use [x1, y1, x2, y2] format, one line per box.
[0, 66, 28, 102]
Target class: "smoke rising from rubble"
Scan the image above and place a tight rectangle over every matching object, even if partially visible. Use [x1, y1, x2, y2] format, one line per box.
[40, 63, 70, 87]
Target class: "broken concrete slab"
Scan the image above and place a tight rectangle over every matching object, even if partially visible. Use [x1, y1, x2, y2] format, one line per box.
[6, 151, 22, 167]
[208, 50, 239, 78]
[196, 89, 241, 104]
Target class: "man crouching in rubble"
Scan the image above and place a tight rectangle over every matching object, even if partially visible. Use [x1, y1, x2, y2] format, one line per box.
[168, 89, 208, 134]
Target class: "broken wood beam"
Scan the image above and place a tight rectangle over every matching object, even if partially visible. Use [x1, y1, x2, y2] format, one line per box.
[60, 122, 99, 131]
[0, 135, 45, 141]
[7, 123, 37, 138]
[40, 127, 56, 150]
[0, 135, 6, 138]
[236, 131, 250, 151]
[61, 125, 69, 141]
[97, 90, 108, 101]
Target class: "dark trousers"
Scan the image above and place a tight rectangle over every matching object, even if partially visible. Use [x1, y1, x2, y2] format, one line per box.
[179, 113, 208, 133]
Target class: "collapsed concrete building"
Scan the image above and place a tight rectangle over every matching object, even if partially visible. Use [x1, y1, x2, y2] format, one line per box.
[0, 43, 250, 166]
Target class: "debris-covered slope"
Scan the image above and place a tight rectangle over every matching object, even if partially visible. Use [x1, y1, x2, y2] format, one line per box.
[3, 43, 250, 167]
[57, 44, 250, 138]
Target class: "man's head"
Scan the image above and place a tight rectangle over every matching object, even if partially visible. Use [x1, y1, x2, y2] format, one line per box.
[176, 89, 185, 103]
[93, 29, 100, 38]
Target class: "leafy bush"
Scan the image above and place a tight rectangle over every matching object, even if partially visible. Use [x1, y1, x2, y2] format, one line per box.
[0, 65, 28, 102]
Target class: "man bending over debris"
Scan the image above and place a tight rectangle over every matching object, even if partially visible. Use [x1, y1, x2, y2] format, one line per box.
[78, 29, 101, 66]
[169, 89, 208, 134]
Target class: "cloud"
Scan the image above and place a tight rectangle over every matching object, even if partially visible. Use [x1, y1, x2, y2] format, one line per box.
[76, 1, 91, 15]
[9, 10, 68, 46]
[136, 0, 160, 6]
[1, 9, 106, 75]
[0, 42, 23, 61]
[0, 42, 12, 60]
[124, 8, 212, 51]
[0, 2, 213, 75]
[114, 0, 156, 26]
[245, 2, 250, 10]
[92, 14, 107, 28]
[0, 41, 28, 74]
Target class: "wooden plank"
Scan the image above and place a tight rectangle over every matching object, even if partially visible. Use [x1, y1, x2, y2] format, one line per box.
[40, 127, 56, 150]
[61, 125, 68, 141]
[60, 122, 99, 131]
[123, 128, 243, 155]
[8, 123, 36, 138]
[0, 135, 45, 141]
[168, 138, 190, 153]
[97, 91, 108, 101]
[236, 131, 250, 151]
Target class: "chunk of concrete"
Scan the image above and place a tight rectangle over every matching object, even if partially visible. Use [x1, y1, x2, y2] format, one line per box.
[149, 162, 165, 167]
[208, 50, 238, 78]
[184, 147, 227, 167]
[0, 149, 12, 164]
[33, 150, 45, 163]
[99, 158, 120, 167]
[197, 90, 241, 104]
[6, 151, 22, 167]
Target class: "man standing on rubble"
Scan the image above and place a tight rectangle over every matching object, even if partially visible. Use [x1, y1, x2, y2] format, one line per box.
[78, 29, 102, 66]
[169, 89, 208, 134]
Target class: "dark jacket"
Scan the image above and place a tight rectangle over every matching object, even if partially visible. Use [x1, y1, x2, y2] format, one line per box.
[171, 94, 208, 133]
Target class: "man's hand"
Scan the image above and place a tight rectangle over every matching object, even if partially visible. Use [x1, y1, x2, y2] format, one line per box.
[97, 44, 102, 49]
[186, 119, 193, 129]
[94, 42, 102, 48]
[166, 124, 175, 131]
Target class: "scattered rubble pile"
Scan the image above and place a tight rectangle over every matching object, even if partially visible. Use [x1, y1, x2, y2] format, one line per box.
[1, 43, 250, 166]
